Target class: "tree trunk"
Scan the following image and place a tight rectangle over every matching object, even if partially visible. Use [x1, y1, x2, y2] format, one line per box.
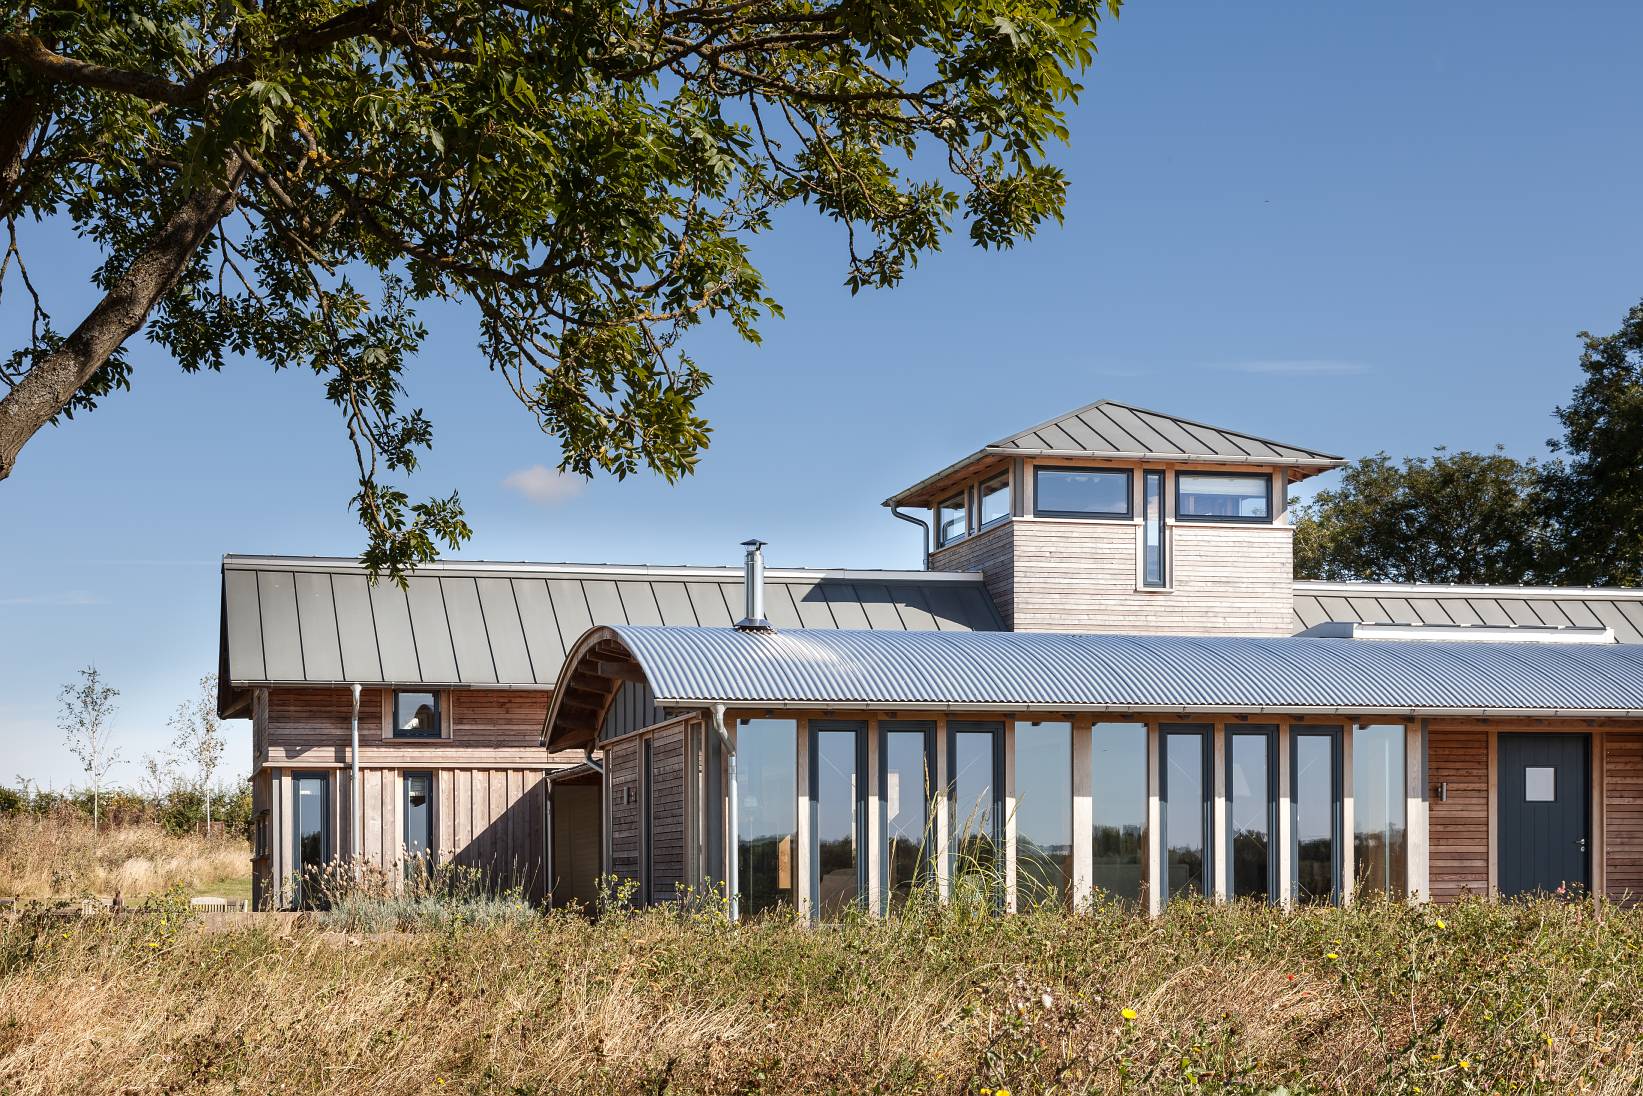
[0, 166, 245, 480]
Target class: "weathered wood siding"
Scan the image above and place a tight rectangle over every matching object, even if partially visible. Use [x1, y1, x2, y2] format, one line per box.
[438, 768, 546, 900]
[647, 721, 692, 900]
[607, 740, 643, 885]
[931, 517, 1294, 637]
[551, 782, 602, 908]
[1427, 728, 1489, 902]
[1605, 734, 1643, 903]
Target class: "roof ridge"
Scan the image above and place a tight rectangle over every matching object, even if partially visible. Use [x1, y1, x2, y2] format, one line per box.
[985, 396, 1117, 449]
[1296, 579, 1643, 599]
[1099, 399, 1342, 461]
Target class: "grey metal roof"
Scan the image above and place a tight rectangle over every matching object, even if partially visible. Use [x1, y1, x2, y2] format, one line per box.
[218, 555, 1003, 710]
[593, 625, 1643, 718]
[885, 399, 1344, 506]
[1294, 581, 1643, 644]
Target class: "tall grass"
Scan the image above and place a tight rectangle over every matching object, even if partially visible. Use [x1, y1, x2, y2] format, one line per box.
[0, 809, 248, 899]
[2, 895, 1641, 1093]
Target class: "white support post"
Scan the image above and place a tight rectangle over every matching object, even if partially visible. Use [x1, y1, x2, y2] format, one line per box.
[1003, 721, 1018, 913]
[866, 718, 882, 916]
[1276, 724, 1293, 907]
[1071, 719, 1093, 911]
[1212, 723, 1228, 902]
[935, 716, 951, 901]
[1406, 722, 1429, 903]
[1341, 726, 1356, 906]
[795, 718, 812, 919]
[1146, 724, 1162, 917]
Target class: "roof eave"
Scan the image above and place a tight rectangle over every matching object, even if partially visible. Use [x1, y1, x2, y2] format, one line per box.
[656, 697, 1643, 720]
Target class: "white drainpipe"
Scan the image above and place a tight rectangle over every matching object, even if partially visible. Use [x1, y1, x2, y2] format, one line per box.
[711, 703, 739, 922]
[349, 683, 362, 868]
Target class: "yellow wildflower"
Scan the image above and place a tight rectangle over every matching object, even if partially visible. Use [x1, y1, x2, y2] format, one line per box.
[1459, 1060, 1471, 1070]
[1121, 1007, 1138, 1021]
[1435, 918, 1446, 929]
[997, 1090, 1012, 1096]
[1326, 952, 1339, 960]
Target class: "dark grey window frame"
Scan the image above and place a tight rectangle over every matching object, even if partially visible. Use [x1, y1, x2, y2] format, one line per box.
[946, 720, 1006, 896]
[879, 720, 937, 908]
[808, 720, 870, 916]
[1290, 726, 1345, 906]
[1160, 723, 1213, 904]
[977, 473, 1012, 532]
[1174, 469, 1274, 524]
[1033, 466, 1134, 520]
[1224, 726, 1279, 904]
[292, 771, 330, 909]
[1142, 469, 1167, 587]
[393, 690, 442, 739]
[935, 492, 969, 548]
[402, 770, 434, 874]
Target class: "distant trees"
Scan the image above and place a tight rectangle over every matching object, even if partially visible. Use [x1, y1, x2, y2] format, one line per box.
[57, 666, 120, 828]
[1296, 299, 1643, 586]
[169, 674, 226, 831]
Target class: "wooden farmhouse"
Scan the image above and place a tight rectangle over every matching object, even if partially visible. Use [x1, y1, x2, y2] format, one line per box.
[218, 399, 1643, 914]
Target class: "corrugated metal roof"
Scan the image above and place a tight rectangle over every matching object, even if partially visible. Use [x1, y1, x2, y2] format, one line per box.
[599, 625, 1643, 717]
[218, 556, 1004, 706]
[1294, 581, 1643, 644]
[885, 399, 1343, 506]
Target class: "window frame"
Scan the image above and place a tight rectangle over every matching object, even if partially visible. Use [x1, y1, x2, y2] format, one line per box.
[402, 770, 435, 874]
[879, 720, 937, 909]
[1290, 725, 1345, 905]
[1032, 465, 1135, 521]
[808, 719, 870, 917]
[935, 492, 969, 548]
[977, 472, 1012, 531]
[1141, 468, 1167, 588]
[1173, 469, 1274, 525]
[392, 690, 443, 739]
[1159, 723, 1214, 904]
[947, 720, 1006, 894]
[1224, 725, 1279, 904]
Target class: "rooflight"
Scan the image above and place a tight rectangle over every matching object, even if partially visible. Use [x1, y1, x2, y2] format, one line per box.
[1301, 622, 1617, 645]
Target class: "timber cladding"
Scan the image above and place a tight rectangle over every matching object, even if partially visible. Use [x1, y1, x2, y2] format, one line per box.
[607, 740, 642, 884]
[1605, 735, 1643, 903]
[647, 722, 690, 900]
[1428, 728, 1489, 902]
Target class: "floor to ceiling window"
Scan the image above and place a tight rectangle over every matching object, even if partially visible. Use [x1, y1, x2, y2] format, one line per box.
[1161, 725, 1211, 901]
[812, 721, 866, 919]
[293, 772, 329, 909]
[737, 719, 797, 916]
[1014, 721, 1072, 906]
[949, 721, 1003, 902]
[882, 722, 934, 909]
[1091, 722, 1148, 904]
[1353, 724, 1408, 898]
[1292, 727, 1343, 904]
[1227, 728, 1276, 902]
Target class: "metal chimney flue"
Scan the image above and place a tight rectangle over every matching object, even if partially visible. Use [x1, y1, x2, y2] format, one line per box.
[736, 539, 772, 631]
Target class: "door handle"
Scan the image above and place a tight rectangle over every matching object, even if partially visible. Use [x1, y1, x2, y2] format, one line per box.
[1577, 837, 1587, 853]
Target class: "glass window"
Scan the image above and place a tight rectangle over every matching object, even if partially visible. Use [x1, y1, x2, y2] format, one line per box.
[403, 771, 433, 876]
[1034, 467, 1132, 518]
[1162, 726, 1209, 901]
[1142, 470, 1166, 587]
[1354, 725, 1407, 897]
[1014, 722, 1072, 907]
[294, 773, 329, 908]
[979, 474, 1011, 527]
[1091, 722, 1147, 904]
[1176, 472, 1271, 522]
[1293, 729, 1342, 904]
[737, 719, 797, 916]
[1228, 729, 1275, 901]
[949, 722, 1002, 899]
[936, 494, 967, 547]
[813, 724, 864, 919]
[394, 691, 441, 738]
[882, 723, 934, 909]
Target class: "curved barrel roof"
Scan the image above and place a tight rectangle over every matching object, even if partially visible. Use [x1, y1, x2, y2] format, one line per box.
[558, 625, 1643, 734]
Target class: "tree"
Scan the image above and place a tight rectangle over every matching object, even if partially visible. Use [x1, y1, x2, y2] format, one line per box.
[58, 665, 120, 829]
[0, 0, 1116, 576]
[1293, 448, 1552, 585]
[169, 673, 226, 831]
[1543, 299, 1643, 586]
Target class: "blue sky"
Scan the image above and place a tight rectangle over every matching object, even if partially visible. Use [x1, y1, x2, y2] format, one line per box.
[4, 1, 1641, 787]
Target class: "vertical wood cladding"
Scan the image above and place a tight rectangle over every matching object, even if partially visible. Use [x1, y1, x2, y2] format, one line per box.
[1427, 728, 1489, 902]
[607, 740, 643, 885]
[931, 518, 1294, 637]
[647, 721, 691, 900]
[1605, 735, 1643, 902]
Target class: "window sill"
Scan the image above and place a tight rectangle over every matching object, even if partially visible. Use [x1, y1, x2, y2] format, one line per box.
[1168, 519, 1285, 530]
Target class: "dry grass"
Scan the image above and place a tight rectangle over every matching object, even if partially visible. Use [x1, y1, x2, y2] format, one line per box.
[1, 896, 1641, 1093]
[0, 811, 249, 899]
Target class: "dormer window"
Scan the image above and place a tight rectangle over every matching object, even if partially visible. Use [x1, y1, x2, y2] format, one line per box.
[1176, 472, 1272, 523]
[979, 474, 1011, 529]
[1034, 467, 1132, 519]
[936, 494, 968, 547]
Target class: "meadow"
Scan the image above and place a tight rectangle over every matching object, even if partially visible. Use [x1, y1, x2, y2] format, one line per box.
[0, 810, 250, 902]
[1, 891, 1640, 1094]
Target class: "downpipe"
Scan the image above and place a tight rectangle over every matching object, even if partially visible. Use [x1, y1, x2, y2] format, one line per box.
[349, 683, 362, 874]
[891, 506, 931, 569]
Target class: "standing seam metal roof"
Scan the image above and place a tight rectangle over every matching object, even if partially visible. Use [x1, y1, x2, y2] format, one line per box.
[1293, 581, 1643, 644]
[595, 626, 1643, 716]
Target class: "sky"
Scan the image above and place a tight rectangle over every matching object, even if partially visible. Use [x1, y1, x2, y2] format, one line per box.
[4, 1, 1642, 788]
